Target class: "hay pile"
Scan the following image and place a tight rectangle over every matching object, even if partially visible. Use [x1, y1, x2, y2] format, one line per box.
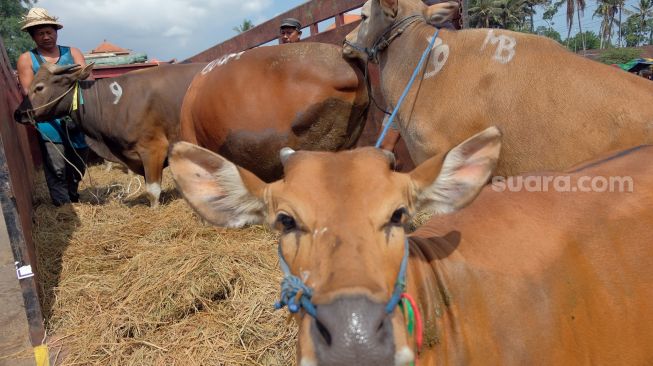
[32, 163, 296, 365]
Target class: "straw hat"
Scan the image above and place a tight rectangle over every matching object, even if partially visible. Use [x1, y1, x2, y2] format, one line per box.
[21, 8, 63, 32]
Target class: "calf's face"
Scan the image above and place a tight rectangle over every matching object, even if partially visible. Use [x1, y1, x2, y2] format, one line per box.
[14, 63, 93, 124]
[169, 127, 501, 366]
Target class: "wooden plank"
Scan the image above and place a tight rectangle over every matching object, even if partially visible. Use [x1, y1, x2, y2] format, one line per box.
[185, 0, 365, 62]
[0, 36, 45, 349]
[304, 20, 360, 45]
[0, 207, 35, 366]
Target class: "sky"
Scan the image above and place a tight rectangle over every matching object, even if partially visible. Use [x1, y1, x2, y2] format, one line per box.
[34, 0, 643, 62]
[36, 0, 307, 61]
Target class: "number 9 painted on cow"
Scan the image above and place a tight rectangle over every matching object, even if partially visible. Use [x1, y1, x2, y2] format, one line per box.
[110, 82, 123, 105]
[425, 36, 449, 79]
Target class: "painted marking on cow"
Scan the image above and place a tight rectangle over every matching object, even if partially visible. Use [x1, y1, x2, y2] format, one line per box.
[109, 82, 123, 105]
[146, 182, 162, 200]
[301, 271, 311, 282]
[313, 227, 329, 239]
[481, 30, 517, 64]
[201, 51, 245, 75]
[425, 36, 450, 79]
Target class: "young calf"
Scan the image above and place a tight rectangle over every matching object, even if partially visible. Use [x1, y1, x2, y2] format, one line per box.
[169, 129, 653, 365]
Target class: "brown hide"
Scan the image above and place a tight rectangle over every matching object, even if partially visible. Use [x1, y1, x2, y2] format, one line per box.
[180, 42, 369, 182]
[408, 145, 653, 364]
[169, 136, 653, 365]
[16, 63, 205, 205]
[355, 62, 416, 171]
[344, 0, 653, 176]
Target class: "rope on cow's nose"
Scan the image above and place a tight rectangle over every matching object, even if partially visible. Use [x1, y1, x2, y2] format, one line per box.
[274, 243, 318, 318]
[385, 238, 410, 313]
[274, 238, 410, 321]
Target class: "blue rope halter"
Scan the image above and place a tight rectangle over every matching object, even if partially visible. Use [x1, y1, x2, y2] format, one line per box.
[375, 27, 440, 148]
[274, 238, 410, 318]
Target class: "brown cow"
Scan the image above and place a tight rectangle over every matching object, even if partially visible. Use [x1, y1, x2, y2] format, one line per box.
[168, 130, 653, 365]
[14, 62, 205, 206]
[343, 0, 653, 176]
[180, 42, 369, 182]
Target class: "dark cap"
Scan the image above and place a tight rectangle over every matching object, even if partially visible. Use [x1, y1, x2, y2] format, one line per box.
[280, 18, 302, 30]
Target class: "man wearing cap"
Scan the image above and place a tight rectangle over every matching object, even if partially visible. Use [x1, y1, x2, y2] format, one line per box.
[279, 18, 302, 44]
[16, 8, 89, 206]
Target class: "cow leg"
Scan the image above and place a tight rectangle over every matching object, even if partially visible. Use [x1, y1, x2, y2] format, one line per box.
[138, 141, 167, 208]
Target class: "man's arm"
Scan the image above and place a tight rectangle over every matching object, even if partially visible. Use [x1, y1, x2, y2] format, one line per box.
[16, 52, 34, 95]
[70, 47, 92, 80]
[70, 47, 86, 67]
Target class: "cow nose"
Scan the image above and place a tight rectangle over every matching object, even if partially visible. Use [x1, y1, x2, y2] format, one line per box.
[13, 97, 32, 124]
[311, 295, 395, 366]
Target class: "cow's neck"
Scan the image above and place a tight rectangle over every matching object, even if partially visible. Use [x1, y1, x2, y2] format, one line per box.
[378, 21, 445, 110]
[406, 235, 466, 363]
[377, 22, 453, 162]
[69, 79, 109, 140]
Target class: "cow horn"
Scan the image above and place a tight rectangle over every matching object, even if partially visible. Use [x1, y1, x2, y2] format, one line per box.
[381, 149, 397, 170]
[279, 147, 296, 166]
[52, 64, 82, 75]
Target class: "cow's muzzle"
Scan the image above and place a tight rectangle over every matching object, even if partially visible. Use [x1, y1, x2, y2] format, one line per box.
[311, 295, 395, 366]
[14, 97, 34, 125]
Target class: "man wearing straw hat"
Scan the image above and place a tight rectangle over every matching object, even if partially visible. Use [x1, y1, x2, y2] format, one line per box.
[16, 7, 89, 206]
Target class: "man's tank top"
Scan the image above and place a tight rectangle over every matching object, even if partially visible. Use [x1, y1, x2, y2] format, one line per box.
[30, 46, 87, 148]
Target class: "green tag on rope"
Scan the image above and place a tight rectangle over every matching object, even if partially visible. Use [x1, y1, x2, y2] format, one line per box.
[399, 297, 415, 335]
[400, 297, 417, 366]
[71, 82, 84, 111]
[72, 83, 79, 111]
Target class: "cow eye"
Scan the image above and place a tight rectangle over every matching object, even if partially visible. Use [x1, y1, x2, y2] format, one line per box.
[34, 84, 44, 92]
[276, 213, 297, 233]
[361, 14, 368, 21]
[390, 208, 406, 225]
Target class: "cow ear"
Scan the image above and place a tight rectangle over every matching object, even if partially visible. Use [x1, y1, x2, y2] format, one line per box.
[379, 0, 398, 17]
[409, 127, 502, 214]
[169, 142, 268, 228]
[424, 1, 459, 27]
[75, 62, 94, 80]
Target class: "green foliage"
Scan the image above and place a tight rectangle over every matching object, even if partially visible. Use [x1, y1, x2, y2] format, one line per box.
[598, 47, 643, 64]
[233, 19, 254, 34]
[468, 0, 502, 27]
[535, 25, 563, 42]
[622, 14, 649, 46]
[565, 31, 601, 50]
[468, 0, 533, 28]
[625, 0, 653, 45]
[543, 0, 566, 24]
[0, 0, 36, 68]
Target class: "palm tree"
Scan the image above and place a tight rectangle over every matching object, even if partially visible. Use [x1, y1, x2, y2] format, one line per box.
[495, 0, 531, 29]
[233, 19, 254, 34]
[629, 0, 653, 45]
[566, 0, 587, 50]
[524, 0, 548, 31]
[616, 0, 626, 46]
[468, 0, 503, 27]
[594, 0, 619, 48]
